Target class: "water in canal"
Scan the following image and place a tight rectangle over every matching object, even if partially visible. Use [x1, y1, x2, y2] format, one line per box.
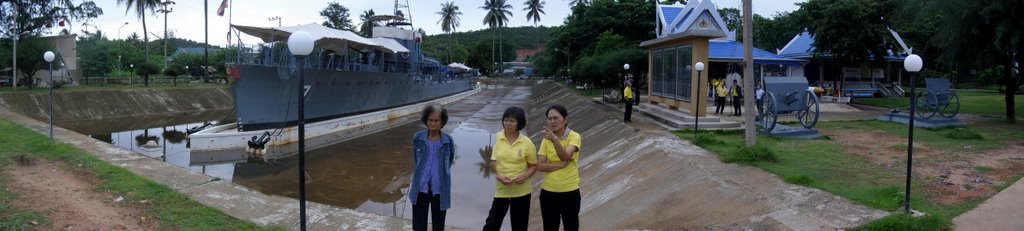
[78, 85, 532, 230]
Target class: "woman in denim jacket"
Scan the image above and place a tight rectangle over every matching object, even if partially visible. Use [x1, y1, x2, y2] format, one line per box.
[410, 104, 455, 231]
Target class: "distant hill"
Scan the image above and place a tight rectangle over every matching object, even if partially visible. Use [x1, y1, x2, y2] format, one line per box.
[421, 26, 555, 62]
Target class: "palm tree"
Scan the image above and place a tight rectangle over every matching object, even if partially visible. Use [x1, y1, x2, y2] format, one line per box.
[437, 2, 462, 64]
[482, 0, 513, 76]
[118, 0, 160, 86]
[524, 0, 545, 52]
[359, 9, 377, 37]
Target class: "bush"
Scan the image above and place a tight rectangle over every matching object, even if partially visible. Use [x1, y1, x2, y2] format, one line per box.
[723, 143, 778, 163]
[134, 62, 160, 77]
[947, 127, 983, 140]
[784, 174, 814, 185]
[851, 214, 952, 231]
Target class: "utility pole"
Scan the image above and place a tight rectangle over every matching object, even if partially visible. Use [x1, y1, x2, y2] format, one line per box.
[158, 1, 175, 71]
[743, 0, 757, 147]
[12, 1, 18, 90]
[204, 0, 209, 83]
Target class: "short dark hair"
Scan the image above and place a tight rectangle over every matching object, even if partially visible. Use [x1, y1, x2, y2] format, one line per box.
[421, 104, 448, 127]
[546, 105, 568, 119]
[502, 107, 527, 131]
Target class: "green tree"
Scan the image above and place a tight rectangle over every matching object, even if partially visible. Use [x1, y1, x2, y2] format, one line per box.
[437, 2, 462, 64]
[540, 0, 654, 79]
[524, 0, 545, 49]
[320, 2, 355, 31]
[14, 36, 52, 88]
[358, 9, 377, 37]
[718, 7, 741, 33]
[1, 0, 104, 35]
[569, 0, 591, 7]
[118, 0, 161, 86]
[482, 0, 513, 76]
[931, 0, 1023, 122]
[800, 0, 898, 65]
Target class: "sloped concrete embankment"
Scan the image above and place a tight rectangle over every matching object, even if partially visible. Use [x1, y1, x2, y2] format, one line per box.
[523, 82, 887, 230]
[0, 88, 234, 134]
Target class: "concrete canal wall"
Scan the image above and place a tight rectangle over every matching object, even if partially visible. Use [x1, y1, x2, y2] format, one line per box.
[522, 82, 887, 230]
[0, 88, 233, 123]
[0, 88, 234, 134]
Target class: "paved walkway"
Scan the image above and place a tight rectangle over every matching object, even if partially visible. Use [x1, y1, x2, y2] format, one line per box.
[953, 178, 1024, 231]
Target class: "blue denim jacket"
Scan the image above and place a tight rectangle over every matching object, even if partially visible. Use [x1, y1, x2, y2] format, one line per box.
[409, 130, 454, 210]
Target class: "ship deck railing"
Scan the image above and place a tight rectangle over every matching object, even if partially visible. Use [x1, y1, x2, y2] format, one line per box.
[227, 44, 412, 73]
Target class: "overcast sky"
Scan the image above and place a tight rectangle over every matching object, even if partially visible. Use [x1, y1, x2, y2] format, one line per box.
[72, 0, 804, 46]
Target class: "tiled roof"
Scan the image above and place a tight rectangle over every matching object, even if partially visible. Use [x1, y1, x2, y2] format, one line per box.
[778, 31, 815, 58]
[709, 40, 805, 65]
[662, 7, 683, 25]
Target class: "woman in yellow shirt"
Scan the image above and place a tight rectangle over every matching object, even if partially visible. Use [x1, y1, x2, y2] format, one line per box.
[483, 107, 537, 231]
[537, 105, 582, 231]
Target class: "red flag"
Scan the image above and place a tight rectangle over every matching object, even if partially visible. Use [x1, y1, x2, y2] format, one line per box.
[216, 0, 228, 16]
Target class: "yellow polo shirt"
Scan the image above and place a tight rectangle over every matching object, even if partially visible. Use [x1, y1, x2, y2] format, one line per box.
[539, 129, 582, 192]
[623, 87, 634, 100]
[491, 130, 537, 198]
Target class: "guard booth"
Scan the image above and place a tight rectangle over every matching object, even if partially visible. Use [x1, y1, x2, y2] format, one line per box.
[639, 0, 729, 117]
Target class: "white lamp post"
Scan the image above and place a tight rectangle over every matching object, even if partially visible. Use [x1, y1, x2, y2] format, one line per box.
[694, 61, 705, 138]
[44, 51, 55, 140]
[902, 54, 922, 214]
[130, 64, 135, 87]
[288, 30, 314, 231]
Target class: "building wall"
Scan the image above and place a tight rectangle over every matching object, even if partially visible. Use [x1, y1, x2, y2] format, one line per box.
[30, 35, 78, 85]
[646, 37, 709, 116]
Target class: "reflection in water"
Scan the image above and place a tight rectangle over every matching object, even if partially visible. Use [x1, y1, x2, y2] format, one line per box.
[162, 129, 188, 144]
[478, 145, 493, 179]
[85, 121, 241, 182]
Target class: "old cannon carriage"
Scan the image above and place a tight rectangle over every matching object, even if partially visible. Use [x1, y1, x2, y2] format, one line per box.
[759, 77, 819, 132]
[913, 78, 959, 119]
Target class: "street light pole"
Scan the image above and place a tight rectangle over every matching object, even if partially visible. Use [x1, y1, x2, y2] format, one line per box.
[903, 54, 923, 214]
[694, 62, 705, 138]
[118, 22, 129, 75]
[288, 30, 315, 231]
[11, 1, 17, 90]
[44, 51, 55, 140]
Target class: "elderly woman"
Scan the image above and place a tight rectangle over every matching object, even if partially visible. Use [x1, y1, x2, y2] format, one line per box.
[410, 104, 455, 231]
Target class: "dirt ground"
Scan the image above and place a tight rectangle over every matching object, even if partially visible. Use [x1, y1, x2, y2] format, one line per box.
[3, 156, 156, 230]
[820, 118, 1024, 205]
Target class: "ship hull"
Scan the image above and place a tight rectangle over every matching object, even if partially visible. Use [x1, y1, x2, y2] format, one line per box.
[232, 65, 473, 131]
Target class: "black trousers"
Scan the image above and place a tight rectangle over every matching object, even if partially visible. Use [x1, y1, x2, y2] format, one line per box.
[624, 100, 633, 121]
[540, 189, 581, 231]
[413, 192, 446, 231]
[715, 97, 726, 114]
[483, 194, 531, 231]
[732, 96, 742, 115]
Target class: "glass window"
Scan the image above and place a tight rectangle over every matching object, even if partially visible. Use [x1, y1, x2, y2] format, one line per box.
[652, 49, 663, 97]
[664, 47, 676, 97]
[676, 44, 693, 100]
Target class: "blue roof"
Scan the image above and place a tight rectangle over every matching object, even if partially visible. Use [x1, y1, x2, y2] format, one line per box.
[709, 40, 804, 65]
[778, 31, 815, 58]
[662, 7, 683, 25]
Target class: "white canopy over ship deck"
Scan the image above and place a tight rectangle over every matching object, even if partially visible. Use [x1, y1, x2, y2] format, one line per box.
[232, 23, 410, 54]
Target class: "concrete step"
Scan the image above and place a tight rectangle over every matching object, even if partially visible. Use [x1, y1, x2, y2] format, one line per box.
[635, 104, 742, 130]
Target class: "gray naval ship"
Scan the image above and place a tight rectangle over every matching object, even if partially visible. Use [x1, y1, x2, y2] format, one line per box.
[226, 16, 473, 132]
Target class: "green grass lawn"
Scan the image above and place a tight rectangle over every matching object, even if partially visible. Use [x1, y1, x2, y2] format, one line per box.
[0, 119, 281, 230]
[852, 90, 1023, 117]
[674, 120, 1024, 230]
